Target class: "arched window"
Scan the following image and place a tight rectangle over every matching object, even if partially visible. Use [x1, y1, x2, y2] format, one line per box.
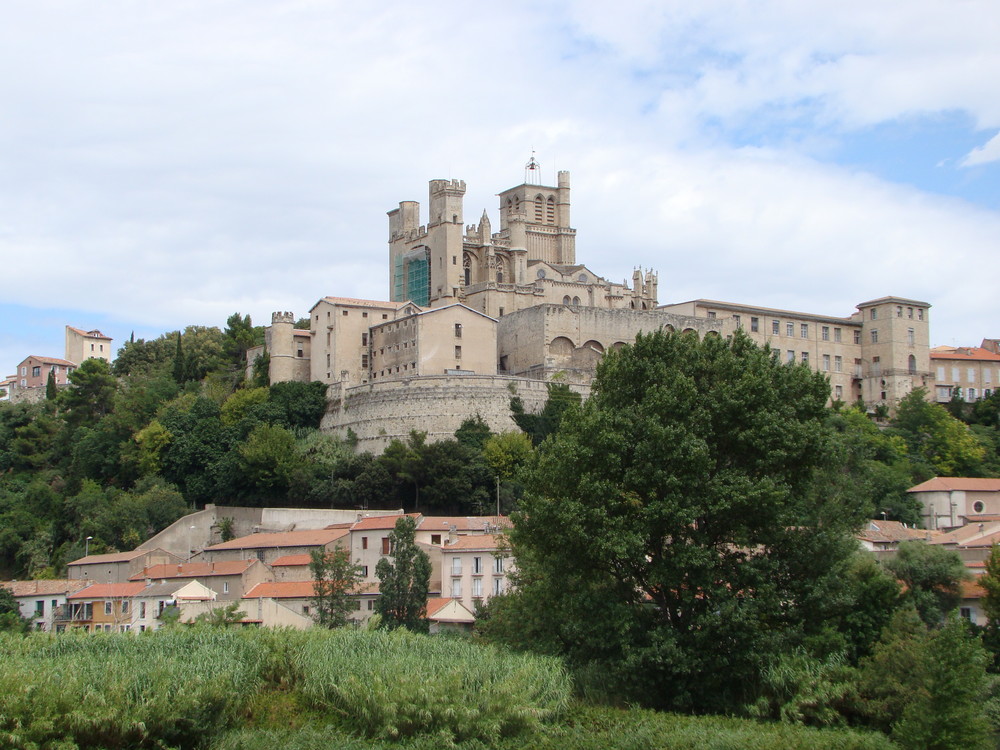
[563, 295, 572, 305]
[546, 196, 556, 224]
[908, 354, 917, 374]
[534, 195, 544, 222]
[572, 296, 581, 306]
[463, 253, 474, 287]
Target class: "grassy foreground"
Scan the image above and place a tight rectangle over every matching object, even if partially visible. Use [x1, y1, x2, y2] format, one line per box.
[0, 628, 892, 750]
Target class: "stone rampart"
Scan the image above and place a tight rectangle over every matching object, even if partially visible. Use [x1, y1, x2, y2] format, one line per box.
[321, 375, 589, 453]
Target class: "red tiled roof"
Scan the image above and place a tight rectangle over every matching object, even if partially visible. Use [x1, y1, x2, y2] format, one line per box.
[66, 326, 111, 340]
[856, 521, 932, 544]
[68, 550, 154, 566]
[205, 528, 348, 551]
[351, 513, 419, 531]
[930, 346, 1000, 362]
[244, 581, 317, 599]
[23, 355, 77, 367]
[425, 597, 451, 618]
[443, 533, 508, 552]
[418, 516, 511, 532]
[130, 560, 257, 580]
[313, 296, 406, 310]
[908, 478, 1000, 493]
[68, 582, 148, 600]
[425, 596, 476, 623]
[271, 554, 312, 567]
[1, 579, 89, 597]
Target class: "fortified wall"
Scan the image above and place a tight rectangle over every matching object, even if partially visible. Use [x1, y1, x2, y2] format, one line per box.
[321, 374, 590, 453]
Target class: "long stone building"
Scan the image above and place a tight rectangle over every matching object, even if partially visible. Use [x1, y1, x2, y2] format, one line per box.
[256, 162, 934, 452]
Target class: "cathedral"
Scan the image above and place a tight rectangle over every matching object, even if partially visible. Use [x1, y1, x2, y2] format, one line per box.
[255, 162, 932, 451]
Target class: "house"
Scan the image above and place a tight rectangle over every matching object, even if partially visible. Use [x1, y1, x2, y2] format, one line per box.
[64, 326, 113, 365]
[132, 580, 218, 631]
[270, 554, 313, 582]
[415, 515, 511, 547]
[66, 548, 182, 584]
[60, 582, 148, 632]
[441, 533, 512, 613]
[856, 520, 935, 557]
[426, 596, 476, 634]
[908, 477, 1000, 530]
[200, 527, 350, 565]
[13, 355, 76, 389]
[0, 579, 89, 631]
[928, 345, 1000, 403]
[240, 581, 318, 629]
[959, 579, 988, 627]
[347, 514, 442, 595]
[130, 559, 268, 601]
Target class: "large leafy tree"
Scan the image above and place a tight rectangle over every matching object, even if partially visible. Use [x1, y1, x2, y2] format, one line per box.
[883, 540, 968, 627]
[491, 329, 869, 712]
[309, 546, 363, 628]
[375, 516, 431, 632]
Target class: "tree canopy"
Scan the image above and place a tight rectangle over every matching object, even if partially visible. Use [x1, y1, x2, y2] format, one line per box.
[375, 516, 431, 632]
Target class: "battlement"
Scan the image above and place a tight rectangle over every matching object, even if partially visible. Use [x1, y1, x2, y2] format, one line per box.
[429, 178, 467, 195]
[272, 311, 295, 325]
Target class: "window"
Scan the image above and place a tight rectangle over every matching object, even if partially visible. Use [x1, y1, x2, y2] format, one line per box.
[786, 322, 794, 337]
[35, 600, 44, 616]
[362, 333, 368, 346]
[801, 352, 809, 364]
[362, 536, 368, 550]
[455, 346, 462, 359]
[750, 317, 759, 332]
[121, 601, 129, 614]
[974, 501, 986, 513]
[31, 366, 40, 377]
[834, 328, 842, 342]
[707, 311, 716, 319]
[451, 557, 462, 575]
[431, 534, 442, 545]
[897, 305, 903, 317]
[104, 602, 112, 615]
[953, 367, 960, 382]
[908, 355, 917, 374]
[361, 354, 368, 369]
[800, 324, 808, 338]
[822, 354, 830, 371]
[256, 549, 266, 562]
[822, 326, 829, 341]
[360, 565, 368, 577]
[936, 386, 952, 401]
[960, 607, 974, 622]
[223, 582, 230, 594]
[454, 323, 462, 338]
[969, 368, 977, 382]
[494, 556, 504, 573]
[870, 329, 878, 344]
[472, 578, 483, 598]
[367, 600, 374, 610]
[918, 308, 924, 320]
[834, 356, 842, 372]
[772, 320, 779, 335]
[969, 387, 978, 401]
[870, 308, 877, 320]
[854, 330, 861, 344]
[381, 537, 390, 555]
[872, 357, 881, 377]
[450, 579, 463, 598]
[493, 578, 503, 595]
[787, 350, 795, 363]
[473, 556, 483, 574]
[733, 314, 741, 327]
[835, 385, 843, 400]
[907, 307, 913, 318]
[382, 314, 388, 319]
[140, 601, 146, 619]
[363, 311, 368, 318]
[342, 310, 348, 316]
[907, 328, 915, 345]
[937, 366, 945, 380]
[302, 605, 310, 615]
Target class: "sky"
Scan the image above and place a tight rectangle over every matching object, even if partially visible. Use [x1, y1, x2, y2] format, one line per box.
[2, 1, 999, 375]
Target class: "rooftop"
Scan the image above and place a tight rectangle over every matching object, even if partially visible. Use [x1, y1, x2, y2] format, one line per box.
[130, 560, 257, 580]
[908, 478, 1000, 493]
[205, 528, 348, 551]
[68, 582, 148, 600]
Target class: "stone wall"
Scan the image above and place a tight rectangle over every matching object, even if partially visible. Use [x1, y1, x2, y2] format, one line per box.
[321, 374, 590, 453]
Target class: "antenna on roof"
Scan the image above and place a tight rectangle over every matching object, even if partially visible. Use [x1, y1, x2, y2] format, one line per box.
[525, 149, 541, 185]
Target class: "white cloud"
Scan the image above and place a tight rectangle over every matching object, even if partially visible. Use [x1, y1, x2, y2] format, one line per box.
[961, 132, 1000, 167]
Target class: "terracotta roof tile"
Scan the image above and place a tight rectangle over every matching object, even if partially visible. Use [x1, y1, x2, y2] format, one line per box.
[856, 521, 932, 544]
[1, 579, 89, 597]
[443, 533, 508, 552]
[68, 582, 148, 600]
[351, 513, 419, 531]
[244, 581, 317, 599]
[908, 478, 1000, 493]
[68, 550, 155, 566]
[130, 560, 256, 580]
[418, 516, 511, 532]
[271, 554, 312, 567]
[930, 346, 1000, 362]
[205, 528, 348, 551]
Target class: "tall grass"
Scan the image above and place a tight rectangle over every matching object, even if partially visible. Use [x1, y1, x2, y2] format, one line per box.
[292, 628, 572, 741]
[0, 629, 269, 749]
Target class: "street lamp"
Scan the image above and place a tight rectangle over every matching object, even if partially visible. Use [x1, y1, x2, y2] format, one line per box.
[85, 536, 93, 557]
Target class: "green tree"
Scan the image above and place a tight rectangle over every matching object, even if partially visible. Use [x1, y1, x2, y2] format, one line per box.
[509, 381, 581, 446]
[490, 329, 863, 712]
[309, 546, 363, 628]
[889, 389, 988, 476]
[194, 601, 246, 627]
[883, 541, 968, 627]
[375, 516, 431, 632]
[45, 369, 57, 400]
[0, 587, 29, 633]
[60, 358, 117, 427]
